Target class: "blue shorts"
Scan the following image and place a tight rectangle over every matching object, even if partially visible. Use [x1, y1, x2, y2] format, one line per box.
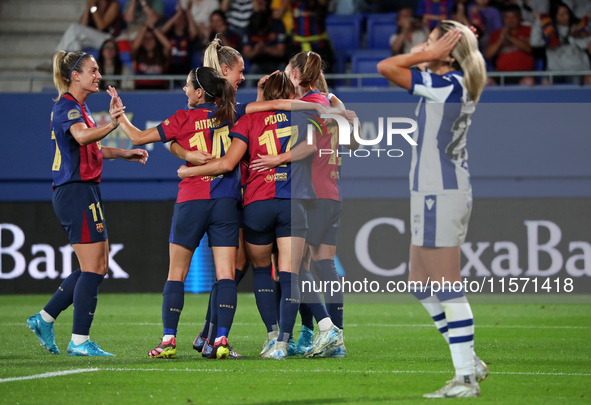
[170, 198, 240, 249]
[52, 182, 108, 244]
[243, 199, 308, 245]
[306, 199, 342, 247]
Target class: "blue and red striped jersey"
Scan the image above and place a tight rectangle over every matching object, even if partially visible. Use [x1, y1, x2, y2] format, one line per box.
[301, 90, 341, 201]
[51, 93, 103, 187]
[291, 0, 328, 46]
[157, 102, 240, 203]
[230, 110, 312, 206]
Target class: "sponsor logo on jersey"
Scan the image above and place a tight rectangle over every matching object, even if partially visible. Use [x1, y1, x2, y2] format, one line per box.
[426, 198, 435, 210]
[67, 109, 81, 120]
[275, 172, 287, 181]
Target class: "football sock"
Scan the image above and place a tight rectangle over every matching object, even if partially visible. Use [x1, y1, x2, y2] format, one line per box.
[71, 334, 89, 345]
[200, 284, 216, 339]
[215, 278, 237, 339]
[278, 272, 300, 343]
[299, 267, 330, 327]
[313, 259, 343, 329]
[274, 279, 282, 325]
[204, 283, 218, 342]
[162, 280, 184, 337]
[235, 268, 245, 285]
[40, 310, 55, 324]
[410, 286, 449, 343]
[298, 302, 315, 331]
[43, 268, 81, 320]
[72, 271, 104, 336]
[436, 287, 475, 377]
[252, 265, 278, 333]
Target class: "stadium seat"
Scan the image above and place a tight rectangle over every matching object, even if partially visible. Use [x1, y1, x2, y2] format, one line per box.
[365, 13, 398, 50]
[326, 14, 364, 80]
[350, 49, 391, 87]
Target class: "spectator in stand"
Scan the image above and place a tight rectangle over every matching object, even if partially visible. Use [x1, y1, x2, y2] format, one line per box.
[161, 4, 199, 82]
[208, 10, 242, 51]
[176, 0, 220, 44]
[485, 5, 535, 85]
[511, 0, 550, 26]
[132, 22, 171, 89]
[415, 0, 455, 31]
[97, 39, 134, 91]
[468, 0, 503, 50]
[390, 7, 428, 55]
[242, 0, 287, 82]
[530, 2, 591, 84]
[289, 0, 334, 73]
[54, 0, 123, 53]
[562, 0, 591, 19]
[221, 0, 254, 36]
[123, 0, 165, 39]
[271, 0, 293, 36]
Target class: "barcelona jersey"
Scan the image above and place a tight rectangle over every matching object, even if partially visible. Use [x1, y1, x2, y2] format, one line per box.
[51, 93, 103, 187]
[157, 102, 241, 203]
[230, 110, 313, 206]
[301, 90, 341, 201]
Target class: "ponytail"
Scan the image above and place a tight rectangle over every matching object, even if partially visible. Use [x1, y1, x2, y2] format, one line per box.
[288, 51, 323, 89]
[191, 67, 236, 126]
[203, 34, 242, 75]
[52, 50, 91, 101]
[263, 72, 295, 101]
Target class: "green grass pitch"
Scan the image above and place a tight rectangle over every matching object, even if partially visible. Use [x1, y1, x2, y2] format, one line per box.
[1, 293, 590, 404]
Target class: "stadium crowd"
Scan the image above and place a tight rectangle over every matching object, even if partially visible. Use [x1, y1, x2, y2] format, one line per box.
[49, 0, 591, 88]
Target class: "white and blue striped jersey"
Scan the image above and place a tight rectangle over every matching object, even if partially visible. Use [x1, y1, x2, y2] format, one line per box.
[409, 69, 475, 193]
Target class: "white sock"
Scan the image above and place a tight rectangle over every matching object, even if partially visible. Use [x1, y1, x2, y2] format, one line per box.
[71, 334, 89, 345]
[163, 334, 175, 342]
[418, 292, 449, 343]
[318, 317, 334, 332]
[268, 330, 279, 340]
[40, 310, 55, 323]
[440, 295, 475, 377]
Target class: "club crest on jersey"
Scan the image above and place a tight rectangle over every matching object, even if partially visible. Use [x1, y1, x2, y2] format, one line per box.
[265, 174, 274, 183]
[67, 109, 81, 120]
[163, 119, 170, 126]
[96, 223, 104, 233]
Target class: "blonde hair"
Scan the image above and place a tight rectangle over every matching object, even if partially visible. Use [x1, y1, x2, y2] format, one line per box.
[52, 51, 91, 101]
[203, 35, 242, 75]
[437, 21, 486, 103]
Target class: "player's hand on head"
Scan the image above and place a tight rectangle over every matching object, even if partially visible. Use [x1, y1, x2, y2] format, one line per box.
[257, 70, 280, 90]
[431, 28, 461, 61]
[185, 150, 214, 166]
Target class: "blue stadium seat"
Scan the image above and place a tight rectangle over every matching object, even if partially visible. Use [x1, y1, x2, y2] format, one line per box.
[120, 51, 133, 69]
[350, 49, 391, 86]
[161, 0, 178, 19]
[326, 14, 364, 79]
[365, 13, 398, 50]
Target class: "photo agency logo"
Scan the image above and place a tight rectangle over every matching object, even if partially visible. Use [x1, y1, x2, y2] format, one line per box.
[306, 114, 418, 158]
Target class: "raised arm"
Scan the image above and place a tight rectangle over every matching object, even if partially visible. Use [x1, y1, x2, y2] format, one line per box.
[108, 86, 161, 145]
[178, 138, 248, 179]
[377, 29, 461, 90]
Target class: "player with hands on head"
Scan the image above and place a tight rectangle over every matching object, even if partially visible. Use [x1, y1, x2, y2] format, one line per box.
[26, 50, 148, 357]
[378, 20, 488, 398]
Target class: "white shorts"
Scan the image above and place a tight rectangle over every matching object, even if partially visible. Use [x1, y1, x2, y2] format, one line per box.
[410, 191, 472, 247]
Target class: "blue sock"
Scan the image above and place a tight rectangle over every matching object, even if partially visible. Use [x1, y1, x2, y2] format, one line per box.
[162, 280, 184, 337]
[206, 283, 218, 343]
[299, 267, 329, 324]
[252, 265, 277, 333]
[299, 302, 315, 331]
[44, 269, 81, 319]
[314, 259, 343, 329]
[274, 279, 282, 325]
[278, 272, 300, 342]
[201, 283, 216, 339]
[215, 278, 237, 339]
[72, 272, 104, 336]
[235, 268, 245, 285]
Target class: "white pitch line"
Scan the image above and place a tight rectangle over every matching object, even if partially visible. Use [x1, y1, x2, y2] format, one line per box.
[3, 367, 589, 384]
[0, 368, 98, 383]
